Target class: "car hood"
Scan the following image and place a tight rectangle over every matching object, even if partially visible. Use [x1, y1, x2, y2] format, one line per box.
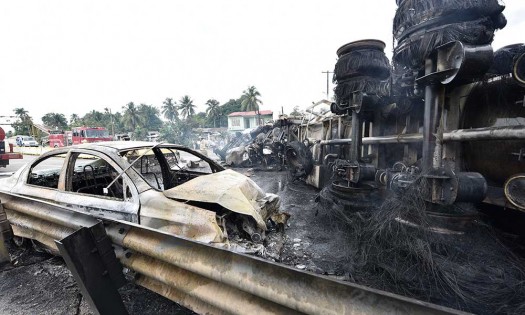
[163, 169, 275, 230]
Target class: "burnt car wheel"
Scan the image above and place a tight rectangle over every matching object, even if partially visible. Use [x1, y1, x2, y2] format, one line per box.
[285, 141, 313, 179]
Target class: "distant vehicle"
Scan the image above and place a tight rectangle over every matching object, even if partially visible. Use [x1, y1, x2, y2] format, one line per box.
[114, 133, 131, 141]
[16, 135, 38, 147]
[48, 126, 112, 148]
[0, 127, 23, 167]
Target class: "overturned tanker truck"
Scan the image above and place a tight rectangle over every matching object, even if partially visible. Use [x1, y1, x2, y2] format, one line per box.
[288, 0, 525, 217]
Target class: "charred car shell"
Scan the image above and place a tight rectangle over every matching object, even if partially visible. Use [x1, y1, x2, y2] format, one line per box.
[0, 141, 284, 252]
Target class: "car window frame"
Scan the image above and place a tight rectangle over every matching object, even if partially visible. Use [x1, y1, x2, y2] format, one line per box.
[26, 151, 70, 191]
[63, 148, 139, 203]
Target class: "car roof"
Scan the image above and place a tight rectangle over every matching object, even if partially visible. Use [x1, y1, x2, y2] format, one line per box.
[71, 141, 191, 152]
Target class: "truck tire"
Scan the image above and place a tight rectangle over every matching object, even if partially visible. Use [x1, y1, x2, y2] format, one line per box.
[285, 141, 313, 178]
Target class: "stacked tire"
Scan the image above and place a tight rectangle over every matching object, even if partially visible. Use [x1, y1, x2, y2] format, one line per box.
[333, 40, 391, 110]
[393, 0, 507, 72]
[488, 44, 525, 83]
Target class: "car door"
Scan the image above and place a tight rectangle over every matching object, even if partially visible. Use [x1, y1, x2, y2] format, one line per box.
[53, 149, 140, 223]
[11, 150, 70, 203]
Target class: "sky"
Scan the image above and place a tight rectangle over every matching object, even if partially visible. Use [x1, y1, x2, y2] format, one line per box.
[1, 0, 525, 127]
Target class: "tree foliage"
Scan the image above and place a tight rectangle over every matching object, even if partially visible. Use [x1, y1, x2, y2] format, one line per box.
[138, 104, 163, 131]
[161, 97, 178, 122]
[178, 95, 196, 120]
[240, 86, 262, 113]
[12, 108, 32, 135]
[122, 102, 142, 131]
[42, 112, 68, 130]
[205, 99, 221, 128]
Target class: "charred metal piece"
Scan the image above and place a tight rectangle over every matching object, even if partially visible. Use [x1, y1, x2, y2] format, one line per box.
[416, 41, 494, 85]
[56, 221, 128, 315]
[423, 169, 487, 205]
[0, 203, 11, 264]
[335, 160, 376, 184]
[504, 174, 525, 210]
[285, 141, 313, 179]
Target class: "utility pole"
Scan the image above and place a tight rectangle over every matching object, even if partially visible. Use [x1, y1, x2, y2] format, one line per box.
[321, 71, 333, 100]
[109, 108, 115, 138]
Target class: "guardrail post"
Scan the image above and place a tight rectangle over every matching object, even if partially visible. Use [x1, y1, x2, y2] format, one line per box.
[0, 202, 12, 264]
[56, 221, 128, 315]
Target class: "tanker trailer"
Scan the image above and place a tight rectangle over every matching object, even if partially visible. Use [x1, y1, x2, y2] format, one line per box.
[319, 0, 525, 218]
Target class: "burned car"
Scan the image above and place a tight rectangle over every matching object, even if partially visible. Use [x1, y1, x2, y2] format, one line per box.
[0, 141, 284, 253]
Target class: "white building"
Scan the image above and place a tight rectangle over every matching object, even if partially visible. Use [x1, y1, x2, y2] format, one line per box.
[227, 110, 273, 131]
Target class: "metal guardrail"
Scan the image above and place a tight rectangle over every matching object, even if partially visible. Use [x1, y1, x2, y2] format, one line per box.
[0, 192, 468, 315]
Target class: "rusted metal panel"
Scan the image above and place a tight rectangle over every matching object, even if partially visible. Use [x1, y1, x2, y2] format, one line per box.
[0, 203, 11, 264]
[163, 169, 273, 230]
[139, 189, 226, 244]
[1, 192, 466, 315]
[116, 249, 300, 315]
[107, 222, 465, 315]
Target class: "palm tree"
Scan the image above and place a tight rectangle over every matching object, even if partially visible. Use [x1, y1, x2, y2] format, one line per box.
[14, 108, 29, 119]
[162, 97, 178, 122]
[70, 113, 80, 125]
[205, 99, 221, 127]
[139, 104, 162, 131]
[240, 86, 263, 125]
[122, 102, 142, 131]
[42, 113, 68, 129]
[13, 108, 32, 134]
[179, 95, 196, 120]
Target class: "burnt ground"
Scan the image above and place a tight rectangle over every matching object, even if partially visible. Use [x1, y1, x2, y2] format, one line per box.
[0, 242, 195, 315]
[235, 168, 352, 277]
[2, 166, 525, 314]
[240, 168, 525, 315]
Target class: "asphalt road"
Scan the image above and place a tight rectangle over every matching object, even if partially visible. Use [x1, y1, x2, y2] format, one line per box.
[0, 155, 36, 176]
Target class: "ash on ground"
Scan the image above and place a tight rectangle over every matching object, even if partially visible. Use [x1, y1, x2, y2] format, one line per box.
[0, 242, 195, 315]
[245, 169, 525, 315]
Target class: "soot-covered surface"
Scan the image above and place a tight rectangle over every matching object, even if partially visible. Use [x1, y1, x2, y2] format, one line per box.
[0, 242, 195, 315]
[2, 168, 525, 314]
[243, 169, 525, 315]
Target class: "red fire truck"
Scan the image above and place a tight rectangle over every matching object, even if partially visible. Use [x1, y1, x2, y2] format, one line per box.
[0, 127, 23, 168]
[48, 126, 112, 148]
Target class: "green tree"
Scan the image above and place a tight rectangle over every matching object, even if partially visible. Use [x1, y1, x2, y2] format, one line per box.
[192, 112, 208, 128]
[12, 108, 32, 135]
[240, 86, 263, 125]
[179, 95, 196, 120]
[70, 113, 82, 127]
[159, 121, 192, 146]
[122, 102, 142, 131]
[240, 86, 262, 112]
[42, 112, 68, 130]
[161, 97, 178, 122]
[219, 99, 242, 127]
[289, 106, 303, 117]
[82, 110, 105, 127]
[138, 104, 163, 131]
[205, 99, 221, 128]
